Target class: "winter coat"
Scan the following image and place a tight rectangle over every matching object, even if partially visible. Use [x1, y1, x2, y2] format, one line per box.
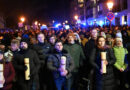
[47, 49, 74, 79]
[113, 46, 128, 70]
[90, 46, 116, 90]
[0, 61, 15, 90]
[13, 49, 40, 90]
[64, 43, 85, 72]
[32, 42, 51, 66]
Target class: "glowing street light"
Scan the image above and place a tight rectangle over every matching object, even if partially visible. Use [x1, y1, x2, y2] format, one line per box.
[74, 15, 78, 20]
[20, 17, 25, 23]
[107, 2, 113, 10]
[65, 20, 68, 23]
[35, 21, 38, 25]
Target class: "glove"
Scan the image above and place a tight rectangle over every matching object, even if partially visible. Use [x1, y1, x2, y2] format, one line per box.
[24, 65, 28, 71]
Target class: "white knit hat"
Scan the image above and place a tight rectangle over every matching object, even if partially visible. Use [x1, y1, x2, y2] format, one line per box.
[116, 32, 122, 38]
[115, 37, 123, 42]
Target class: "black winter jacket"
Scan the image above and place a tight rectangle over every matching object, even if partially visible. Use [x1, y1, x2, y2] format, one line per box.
[47, 49, 74, 79]
[90, 46, 116, 90]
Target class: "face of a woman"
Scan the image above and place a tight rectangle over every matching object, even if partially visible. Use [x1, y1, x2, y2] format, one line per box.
[116, 40, 122, 47]
[0, 54, 3, 60]
[98, 37, 105, 47]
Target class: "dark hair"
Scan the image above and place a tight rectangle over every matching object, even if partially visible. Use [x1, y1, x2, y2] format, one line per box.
[49, 35, 56, 39]
[96, 36, 106, 43]
[55, 40, 63, 45]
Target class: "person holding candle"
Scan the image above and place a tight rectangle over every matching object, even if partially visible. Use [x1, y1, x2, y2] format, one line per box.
[47, 40, 74, 90]
[13, 38, 40, 90]
[90, 36, 116, 90]
[0, 50, 15, 90]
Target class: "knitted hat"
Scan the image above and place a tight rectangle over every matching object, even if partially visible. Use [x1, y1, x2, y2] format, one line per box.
[20, 38, 30, 45]
[106, 34, 112, 38]
[116, 32, 122, 38]
[115, 37, 123, 42]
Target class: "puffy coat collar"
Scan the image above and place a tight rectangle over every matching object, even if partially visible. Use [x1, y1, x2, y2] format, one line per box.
[53, 49, 68, 54]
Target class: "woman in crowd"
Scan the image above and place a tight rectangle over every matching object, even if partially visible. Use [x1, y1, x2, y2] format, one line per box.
[90, 36, 116, 90]
[113, 37, 128, 90]
[0, 50, 15, 90]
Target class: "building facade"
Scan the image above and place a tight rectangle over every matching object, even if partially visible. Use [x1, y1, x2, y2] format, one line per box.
[85, 0, 130, 26]
[0, 13, 5, 29]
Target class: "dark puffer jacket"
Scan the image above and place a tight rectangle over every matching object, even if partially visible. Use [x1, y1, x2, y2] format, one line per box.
[90, 47, 116, 90]
[47, 49, 74, 79]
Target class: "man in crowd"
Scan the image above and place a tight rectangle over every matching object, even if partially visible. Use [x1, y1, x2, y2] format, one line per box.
[64, 33, 86, 90]
[13, 38, 40, 90]
[32, 32, 51, 90]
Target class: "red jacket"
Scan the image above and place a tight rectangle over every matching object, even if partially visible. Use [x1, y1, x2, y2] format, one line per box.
[3, 62, 15, 90]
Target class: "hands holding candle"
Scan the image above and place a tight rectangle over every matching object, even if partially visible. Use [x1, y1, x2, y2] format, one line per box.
[24, 58, 30, 80]
[100, 52, 108, 74]
[59, 56, 68, 76]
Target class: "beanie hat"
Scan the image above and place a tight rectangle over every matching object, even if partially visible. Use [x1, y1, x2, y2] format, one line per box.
[115, 37, 123, 42]
[20, 38, 30, 45]
[106, 34, 112, 38]
[116, 32, 122, 38]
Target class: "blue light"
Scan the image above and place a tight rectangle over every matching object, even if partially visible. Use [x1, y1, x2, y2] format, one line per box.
[65, 25, 70, 30]
[82, 23, 86, 26]
[41, 25, 47, 30]
[114, 13, 118, 16]
[55, 23, 61, 28]
[99, 20, 104, 27]
[88, 21, 92, 26]
[77, 20, 81, 23]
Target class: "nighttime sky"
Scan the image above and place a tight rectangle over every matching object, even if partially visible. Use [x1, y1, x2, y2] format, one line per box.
[0, 0, 71, 26]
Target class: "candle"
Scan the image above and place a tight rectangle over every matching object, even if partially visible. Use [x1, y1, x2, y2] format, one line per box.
[101, 52, 107, 74]
[0, 64, 4, 88]
[101, 52, 106, 60]
[24, 58, 30, 80]
[61, 56, 66, 65]
[60, 56, 66, 76]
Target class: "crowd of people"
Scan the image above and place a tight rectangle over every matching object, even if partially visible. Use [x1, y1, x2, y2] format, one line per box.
[0, 25, 130, 90]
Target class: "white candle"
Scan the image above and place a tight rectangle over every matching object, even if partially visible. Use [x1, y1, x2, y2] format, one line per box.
[101, 61, 106, 74]
[0, 64, 4, 88]
[101, 52, 107, 74]
[101, 52, 106, 60]
[61, 56, 66, 65]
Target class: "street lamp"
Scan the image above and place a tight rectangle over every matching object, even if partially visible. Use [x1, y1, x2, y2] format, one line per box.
[107, 2, 113, 11]
[20, 17, 25, 23]
[74, 15, 78, 20]
[107, 1, 114, 29]
[65, 20, 68, 23]
[34, 21, 38, 25]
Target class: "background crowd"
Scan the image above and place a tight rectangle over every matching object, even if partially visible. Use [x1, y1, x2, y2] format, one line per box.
[0, 25, 130, 90]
